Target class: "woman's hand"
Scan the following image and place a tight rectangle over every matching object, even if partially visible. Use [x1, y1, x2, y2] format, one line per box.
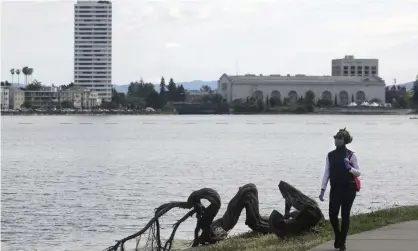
[319, 189, 325, 202]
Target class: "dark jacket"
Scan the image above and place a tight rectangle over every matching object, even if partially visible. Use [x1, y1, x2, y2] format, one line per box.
[328, 147, 355, 186]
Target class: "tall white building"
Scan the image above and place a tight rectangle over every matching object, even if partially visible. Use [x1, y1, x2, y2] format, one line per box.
[74, 0, 112, 102]
[332, 55, 378, 77]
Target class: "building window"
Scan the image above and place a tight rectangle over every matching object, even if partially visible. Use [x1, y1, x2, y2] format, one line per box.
[221, 83, 227, 91]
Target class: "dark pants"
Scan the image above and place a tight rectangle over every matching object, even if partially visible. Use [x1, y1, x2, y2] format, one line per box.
[329, 183, 357, 244]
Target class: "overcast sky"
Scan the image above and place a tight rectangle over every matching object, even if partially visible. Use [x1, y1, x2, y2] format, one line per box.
[1, 0, 418, 86]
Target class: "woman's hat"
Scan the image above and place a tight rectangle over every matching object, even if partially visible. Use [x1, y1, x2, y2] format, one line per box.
[333, 127, 353, 144]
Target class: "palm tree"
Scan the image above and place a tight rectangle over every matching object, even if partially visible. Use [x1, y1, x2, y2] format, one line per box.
[22, 66, 29, 85]
[10, 68, 15, 83]
[15, 69, 21, 86]
[28, 68, 34, 83]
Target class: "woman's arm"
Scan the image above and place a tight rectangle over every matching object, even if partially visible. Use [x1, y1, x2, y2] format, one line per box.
[321, 155, 330, 191]
[349, 153, 361, 177]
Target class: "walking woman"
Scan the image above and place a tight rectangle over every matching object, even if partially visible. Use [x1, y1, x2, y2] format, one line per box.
[318, 128, 361, 251]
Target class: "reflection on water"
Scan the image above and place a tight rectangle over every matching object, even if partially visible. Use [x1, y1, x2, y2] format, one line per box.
[1, 115, 417, 251]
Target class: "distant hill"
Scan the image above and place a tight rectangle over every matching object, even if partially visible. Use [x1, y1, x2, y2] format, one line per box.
[394, 81, 414, 90]
[114, 80, 217, 94]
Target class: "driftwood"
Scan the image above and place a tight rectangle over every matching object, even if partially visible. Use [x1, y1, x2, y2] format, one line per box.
[269, 181, 324, 238]
[103, 181, 323, 251]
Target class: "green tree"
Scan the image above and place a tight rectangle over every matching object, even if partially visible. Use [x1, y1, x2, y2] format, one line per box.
[28, 68, 34, 83]
[269, 96, 282, 107]
[61, 101, 74, 109]
[318, 99, 333, 106]
[15, 69, 21, 86]
[100, 101, 118, 109]
[127, 79, 155, 98]
[22, 66, 29, 85]
[200, 85, 213, 93]
[146, 90, 163, 109]
[304, 91, 315, 105]
[176, 84, 186, 101]
[412, 76, 418, 107]
[26, 80, 42, 90]
[385, 84, 412, 108]
[10, 68, 15, 83]
[22, 100, 32, 108]
[159, 77, 166, 105]
[60, 82, 74, 90]
[111, 88, 127, 108]
[167, 78, 177, 101]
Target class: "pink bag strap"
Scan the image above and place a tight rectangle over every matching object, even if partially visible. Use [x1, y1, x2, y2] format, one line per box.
[346, 150, 354, 161]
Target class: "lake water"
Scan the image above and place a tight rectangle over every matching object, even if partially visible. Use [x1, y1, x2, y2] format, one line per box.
[1, 115, 418, 251]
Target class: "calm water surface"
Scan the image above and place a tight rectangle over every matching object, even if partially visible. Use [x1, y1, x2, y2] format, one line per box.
[1, 115, 418, 251]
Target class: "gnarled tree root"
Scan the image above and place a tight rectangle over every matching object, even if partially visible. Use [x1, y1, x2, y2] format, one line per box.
[268, 181, 325, 239]
[103, 181, 324, 251]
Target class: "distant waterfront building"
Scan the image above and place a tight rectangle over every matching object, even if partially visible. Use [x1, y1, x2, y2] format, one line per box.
[24, 86, 59, 109]
[9, 87, 25, 109]
[1, 86, 10, 109]
[217, 73, 385, 105]
[185, 90, 211, 102]
[74, 0, 112, 102]
[60, 86, 102, 108]
[332, 55, 378, 77]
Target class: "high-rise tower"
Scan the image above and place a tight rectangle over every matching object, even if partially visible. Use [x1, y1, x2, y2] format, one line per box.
[74, 0, 112, 102]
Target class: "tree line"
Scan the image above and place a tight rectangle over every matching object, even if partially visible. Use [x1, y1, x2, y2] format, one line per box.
[385, 78, 418, 108]
[101, 77, 187, 110]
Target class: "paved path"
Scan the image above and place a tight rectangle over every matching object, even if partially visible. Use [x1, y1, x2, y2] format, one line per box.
[309, 221, 418, 251]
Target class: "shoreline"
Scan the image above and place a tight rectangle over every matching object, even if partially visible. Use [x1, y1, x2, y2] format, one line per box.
[1, 108, 416, 116]
[170, 205, 418, 251]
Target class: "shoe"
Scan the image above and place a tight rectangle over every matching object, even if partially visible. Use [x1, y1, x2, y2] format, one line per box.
[339, 243, 346, 251]
[333, 238, 341, 249]
[334, 234, 341, 249]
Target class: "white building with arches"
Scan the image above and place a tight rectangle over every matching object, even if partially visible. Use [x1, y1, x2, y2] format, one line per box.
[217, 73, 385, 105]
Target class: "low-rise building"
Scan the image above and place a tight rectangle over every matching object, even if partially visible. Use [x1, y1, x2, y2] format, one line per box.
[24, 86, 59, 109]
[88, 91, 102, 108]
[59, 86, 101, 108]
[60, 86, 90, 108]
[9, 87, 25, 109]
[218, 73, 386, 105]
[1, 86, 10, 109]
[185, 90, 210, 102]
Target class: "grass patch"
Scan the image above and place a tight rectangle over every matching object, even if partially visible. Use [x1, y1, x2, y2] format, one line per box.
[180, 205, 418, 251]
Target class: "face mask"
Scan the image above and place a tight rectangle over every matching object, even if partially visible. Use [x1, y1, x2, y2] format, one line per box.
[334, 138, 345, 147]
